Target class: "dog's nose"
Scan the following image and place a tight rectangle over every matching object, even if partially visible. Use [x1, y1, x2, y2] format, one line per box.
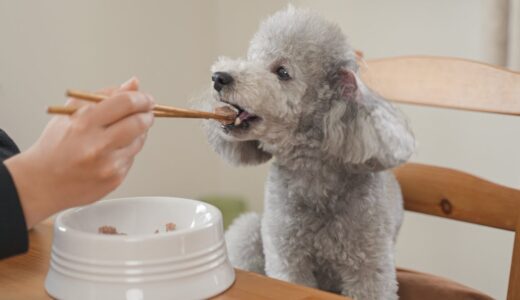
[212, 72, 234, 92]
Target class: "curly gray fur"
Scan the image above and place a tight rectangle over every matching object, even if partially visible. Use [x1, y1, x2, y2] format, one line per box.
[202, 6, 414, 300]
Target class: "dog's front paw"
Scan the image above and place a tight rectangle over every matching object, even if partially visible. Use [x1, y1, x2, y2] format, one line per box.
[337, 261, 398, 300]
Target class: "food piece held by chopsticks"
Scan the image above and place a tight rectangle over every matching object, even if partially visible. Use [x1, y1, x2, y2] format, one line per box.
[214, 106, 239, 125]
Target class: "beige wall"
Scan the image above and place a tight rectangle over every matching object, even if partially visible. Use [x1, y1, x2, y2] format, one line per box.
[0, 0, 223, 200]
[510, 0, 520, 70]
[1, 1, 517, 298]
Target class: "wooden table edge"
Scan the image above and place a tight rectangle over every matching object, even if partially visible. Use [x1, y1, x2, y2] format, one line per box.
[0, 222, 350, 300]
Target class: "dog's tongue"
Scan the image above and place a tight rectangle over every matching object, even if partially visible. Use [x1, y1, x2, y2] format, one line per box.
[238, 110, 252, 121]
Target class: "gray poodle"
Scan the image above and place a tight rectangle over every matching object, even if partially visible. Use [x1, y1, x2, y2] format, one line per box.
[202, 6, 415, 300]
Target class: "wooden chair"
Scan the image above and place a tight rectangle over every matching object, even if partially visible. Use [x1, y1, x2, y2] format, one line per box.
[359, 56, 520, 300]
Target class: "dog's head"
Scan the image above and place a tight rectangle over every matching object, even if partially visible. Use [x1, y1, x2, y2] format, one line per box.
[204, 6, 414, 171]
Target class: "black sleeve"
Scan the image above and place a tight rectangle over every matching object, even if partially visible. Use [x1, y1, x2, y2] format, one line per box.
[0, 129, 29, 259]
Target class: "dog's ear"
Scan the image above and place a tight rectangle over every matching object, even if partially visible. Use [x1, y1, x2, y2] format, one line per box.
[323, 68, 415, 172]
[203, 121, 272, 166]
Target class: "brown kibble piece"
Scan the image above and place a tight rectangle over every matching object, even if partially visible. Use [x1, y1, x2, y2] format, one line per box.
[165, 222, 176, 232]
[214, 106, 237, 125]
[98, 226, 126, 235]
[99, 223, 175, 235]
[98, 226, 118, 234]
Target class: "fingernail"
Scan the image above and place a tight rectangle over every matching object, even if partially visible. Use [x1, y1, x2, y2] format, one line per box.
[121, 76, 139, 90]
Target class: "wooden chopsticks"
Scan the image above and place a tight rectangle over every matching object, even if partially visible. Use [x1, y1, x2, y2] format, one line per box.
[46, 89, 235, 122]
[47, 106, 177, 117]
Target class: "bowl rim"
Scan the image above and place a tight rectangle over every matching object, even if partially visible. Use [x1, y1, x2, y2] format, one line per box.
[54, 196, 223, 241]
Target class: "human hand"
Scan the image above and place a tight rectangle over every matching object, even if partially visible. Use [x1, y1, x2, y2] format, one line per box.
[5, 77, 155, 228]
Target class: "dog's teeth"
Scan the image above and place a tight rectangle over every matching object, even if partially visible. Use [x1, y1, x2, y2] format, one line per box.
[234, 117, 242, 126]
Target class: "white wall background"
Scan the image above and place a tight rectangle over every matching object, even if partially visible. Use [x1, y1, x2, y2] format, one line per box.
[1, 1, 518, 298]
[0, 1, 226, 200]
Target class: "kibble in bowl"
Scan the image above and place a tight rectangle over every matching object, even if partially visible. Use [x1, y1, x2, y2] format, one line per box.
[98, 222, 176, 235]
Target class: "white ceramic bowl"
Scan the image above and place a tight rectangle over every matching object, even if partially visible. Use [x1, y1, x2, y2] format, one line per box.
[45, 197, 235, 300]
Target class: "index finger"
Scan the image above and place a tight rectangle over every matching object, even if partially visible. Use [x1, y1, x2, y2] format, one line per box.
[66, 77, 140, 107]
[84, 91, 154, 127]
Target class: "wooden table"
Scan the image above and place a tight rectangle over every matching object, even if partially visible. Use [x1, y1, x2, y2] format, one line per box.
[0, 222, 349, 300]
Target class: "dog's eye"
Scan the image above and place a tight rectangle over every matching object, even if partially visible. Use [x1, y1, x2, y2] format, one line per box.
[275, 66, 291, 81]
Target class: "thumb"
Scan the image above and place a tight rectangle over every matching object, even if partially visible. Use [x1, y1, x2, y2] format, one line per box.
[120, 76, 140, 91]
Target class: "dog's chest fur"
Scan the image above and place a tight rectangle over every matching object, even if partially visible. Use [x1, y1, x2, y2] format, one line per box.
[262, 158, 401, 289]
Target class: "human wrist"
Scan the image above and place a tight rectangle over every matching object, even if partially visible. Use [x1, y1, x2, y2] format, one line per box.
[4, 151, 60, 229]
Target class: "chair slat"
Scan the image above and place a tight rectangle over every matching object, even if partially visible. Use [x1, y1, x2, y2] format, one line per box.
[394, 163, 520, 231]
[360, 56, 520, 116]
[508, 223, 520, 300]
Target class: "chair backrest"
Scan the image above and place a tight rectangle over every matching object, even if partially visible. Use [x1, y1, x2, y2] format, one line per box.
[359, 56, 520, 300]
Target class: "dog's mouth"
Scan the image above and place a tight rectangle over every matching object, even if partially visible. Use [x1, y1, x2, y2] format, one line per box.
[218, 100, 261, 131]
